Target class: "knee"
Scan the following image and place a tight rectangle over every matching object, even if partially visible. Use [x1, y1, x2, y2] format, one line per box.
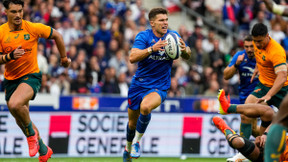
[240, 114, 251, 122]
[263, 108, 274, 120]
[140, 103, 152, 115]
[7, 101, 22, 113]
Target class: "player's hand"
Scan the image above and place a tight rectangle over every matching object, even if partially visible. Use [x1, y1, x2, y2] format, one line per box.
[60, 57, 71, 68]
[12, 45, 25, 59]
[152, 39, 167, 52]
[257, 95, 271, 104]
[236, 54, 244, 66]
[259, 134, 267, 148]
[179, 38, 186, 53]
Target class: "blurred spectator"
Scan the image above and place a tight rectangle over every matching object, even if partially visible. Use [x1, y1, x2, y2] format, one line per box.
[94, 41, 109, 76]
[93, 18, 112, 48]
[57, 73, 71, 95]
[208, 39, 226, 85]
[270, 14, 287, 32]
[70, 69, 90, 94]
[40, 74, 50, 94]
[270, 23, 286, 43]
[202, 29, 225, 53]
[102, 67, 120, 94]
[87, 14, 99, 35]
[222, 0, 240, 32]
[37, 43, 49, 74]
[249, 10, 271, 33]
[108, 49, 128, 76]
[203, 80, 220, 97]
[205, 0, 224, 24]
[182, 0, 205, 16]
[187, 38, 210, 73]
[118, 72, 129, 97]
[130, 0, 142, 21]
[57, 18, 79, 47]
[168, 77, 183, 97]
[187, 24, 205, 49]
[237, 0, 255, 38]
[178, 24, 190, 43]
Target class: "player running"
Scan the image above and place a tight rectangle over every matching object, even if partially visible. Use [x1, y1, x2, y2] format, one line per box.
[223, 35, 259, 161]
[255, 1, 288, 161]
[0, 0, 71, 161]
[122, 7, 191, 162]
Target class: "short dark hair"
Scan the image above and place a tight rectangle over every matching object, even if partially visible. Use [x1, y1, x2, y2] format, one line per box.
[244, 35, 253, 42]
[251, 23, 268, 37]
[148, 8, 168, 21]
[3, 0, 24, 9]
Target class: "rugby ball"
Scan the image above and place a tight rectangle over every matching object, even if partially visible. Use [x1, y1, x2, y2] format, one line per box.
[164, 32, 181, 60]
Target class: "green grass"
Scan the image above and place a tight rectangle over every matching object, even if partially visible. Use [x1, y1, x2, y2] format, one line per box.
[0, 157, 226, 162]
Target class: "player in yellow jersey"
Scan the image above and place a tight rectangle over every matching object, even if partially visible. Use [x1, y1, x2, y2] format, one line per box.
[253, 1, 288, 162]
[1, 1, 71, 162]
[218, 22, 288, 162]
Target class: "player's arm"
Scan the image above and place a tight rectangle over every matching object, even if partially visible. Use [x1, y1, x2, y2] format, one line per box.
[129, 39, 166, 63]
[0, 46, 25, 64]
[223, 65, 237, 80]
[263, 64, 287, 100]
[263, 0, 288, 16]
[49, 29, 71, 67]
[179, 38, 191, 60]
[223, 53, 244, 80]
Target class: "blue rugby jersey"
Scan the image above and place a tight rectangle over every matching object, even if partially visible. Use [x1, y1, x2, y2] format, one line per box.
[131, 29, 181, 90]
[228, 50, 259, 103]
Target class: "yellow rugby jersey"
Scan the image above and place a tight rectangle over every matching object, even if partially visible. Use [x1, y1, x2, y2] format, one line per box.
[0, 20, 52, 80]
[253, 37, 288, 87]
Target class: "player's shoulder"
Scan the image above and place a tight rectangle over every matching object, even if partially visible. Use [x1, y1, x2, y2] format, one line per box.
[22, 20, 38, 28]
[233, 50, 245, 58]
[0, 22, 9, 32]
[269, 38, 285, 51]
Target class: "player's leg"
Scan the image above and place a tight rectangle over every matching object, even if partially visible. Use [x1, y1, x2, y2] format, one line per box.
[213, 117, 263, 161]
[131, 91, 162, 158]
[123, 108, 139, 161]
[264, 94, 288, 162]
[219, 90, 273, 136]
[7, 83, 40, 157]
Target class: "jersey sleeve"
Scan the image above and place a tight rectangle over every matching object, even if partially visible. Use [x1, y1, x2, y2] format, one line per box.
[228, 52, 239, 67]
[271, 47, 286, 68]
[32, 23, 53, 39]
[132, 32, 147, 50]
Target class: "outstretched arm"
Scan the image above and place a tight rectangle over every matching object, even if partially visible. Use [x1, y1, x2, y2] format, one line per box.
[50, 29, 71, 67]
[263, 0, 288, 16]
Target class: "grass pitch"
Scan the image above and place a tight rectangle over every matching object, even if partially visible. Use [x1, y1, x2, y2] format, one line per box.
[0, 157, 227, 162]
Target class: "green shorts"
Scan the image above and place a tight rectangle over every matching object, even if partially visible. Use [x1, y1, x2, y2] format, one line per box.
[3, 72, 42, 101]
[251, 82, 288, 108]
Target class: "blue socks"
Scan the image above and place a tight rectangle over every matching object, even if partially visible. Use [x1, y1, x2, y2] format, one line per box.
[136, 113, 151, 133]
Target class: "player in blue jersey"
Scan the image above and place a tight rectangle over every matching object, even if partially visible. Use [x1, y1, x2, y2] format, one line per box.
[223, 35, 259, 162]
[122, 8, 191, 162]
[224, 35, 259, 104]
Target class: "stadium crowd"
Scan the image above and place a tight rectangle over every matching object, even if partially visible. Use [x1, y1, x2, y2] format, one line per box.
[0, 0, 287, 97]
